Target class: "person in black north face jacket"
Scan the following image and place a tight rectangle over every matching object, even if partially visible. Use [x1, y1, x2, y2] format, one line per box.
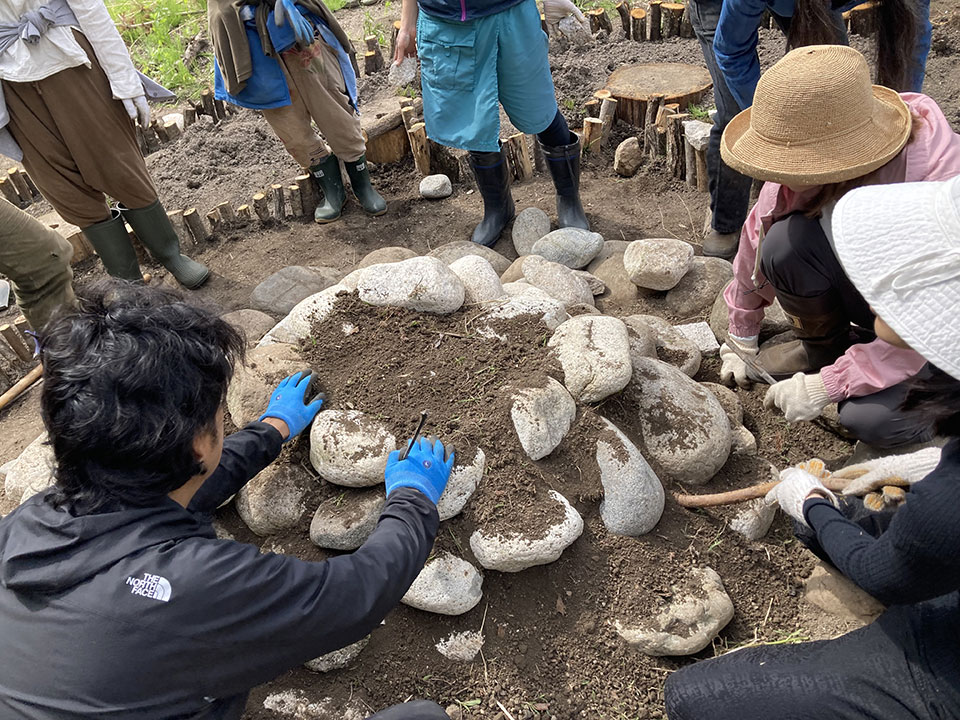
[0, 280, 452, 720]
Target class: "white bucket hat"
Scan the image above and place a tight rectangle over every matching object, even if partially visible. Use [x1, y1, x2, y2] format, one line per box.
[832, 174, 960, 381]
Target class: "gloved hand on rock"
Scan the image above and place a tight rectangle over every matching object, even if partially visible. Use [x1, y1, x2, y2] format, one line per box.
[836, 446, 942, 496]
[384, 436, 454, 505]
[764, 372, 831, 422]
[719, 334, 759, 388]
[543, 0, 591, 30]
[259, 371, 325, 441]
[274, 0, 316, 46]
[765, 467, 838, 526]
[121, 95, 150, 130]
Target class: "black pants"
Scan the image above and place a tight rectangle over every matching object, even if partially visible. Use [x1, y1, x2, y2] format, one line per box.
[760, 213, 934, 448]
[367, 700, 449, 719]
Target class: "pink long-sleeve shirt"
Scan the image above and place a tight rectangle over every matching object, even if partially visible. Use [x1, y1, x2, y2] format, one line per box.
[725, 93, 960, 402]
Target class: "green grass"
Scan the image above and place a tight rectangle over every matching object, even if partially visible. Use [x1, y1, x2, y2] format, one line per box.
[687, 103, 712, 121]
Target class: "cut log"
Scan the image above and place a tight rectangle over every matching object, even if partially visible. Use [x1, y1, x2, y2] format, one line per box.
[603, 62, 712, 127]
[680, 5, 694, 37]
[505, 133, 533, 182]
[143, 126, 160, 153]
[364, 51, 380, 76]
[153, 119, 169, 144]
[8, 168, 30, 203]
[364, 35, 384, 72]
[647, 0, 662, 40]
[582, 117, 604, 154]
[643, 94, 665, 159]
[253, 192, 271, 222]
[166, 209, 190, 247]
[630, 7, 646, 42]
[584, 98, 601, 118]
[667, 112, 690, 179]
[200, 88, 217, 121]
[236, 205, 253, 222]
[695, 145, 708, 192]
[296, 174, 315, 216]
[287, 185, 303, 218]
[684, 136, 697, 187]
[216, 201, 236, 226]
[213, 99, 227, 120]
[616, 1, 632, 36]
[13, 316, 31, 343]
[184, 106, 197, 126]
[532, 137, 546, 173]
[587, 7, 613, 34]
[408, 122, 431, 176]
[163, 119, 181, 142]
[272, 184, 286, 220]
[389, 20, 402, 59]
[661, 2, 684, 36]
[364, 126, 410, 164]
[0, 177, 21, 205]
[598, 96, 618, 148]
[847, 1, 876, 35]
[21, 171, 38, 197]
[183, 208, 211, 243]
[206, 208, 223, 233]
[0, 324, 32, 362]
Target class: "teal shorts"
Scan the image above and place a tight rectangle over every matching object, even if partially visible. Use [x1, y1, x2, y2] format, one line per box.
[417, 0, 559, 152]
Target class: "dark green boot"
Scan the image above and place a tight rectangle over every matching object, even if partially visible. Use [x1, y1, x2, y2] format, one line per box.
[310, 154, 346, 223]
[82, 210, 143, 282]
[118, 200, 209, 289]
[468, 149, 515, 247]
[540, 133, 590, 230]
[344, 155, 387, 216]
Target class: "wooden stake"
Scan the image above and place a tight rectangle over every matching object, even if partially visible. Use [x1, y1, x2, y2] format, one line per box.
[166, 209, 191, 246]
[287, 185, 303, 218]
[143, 126, 160, 153]
[0, 177, 21, 205]
[847, 1, 876, 35]
[0, 324, 32, 362]
[20, 171, 38, 198]
[504, 133, 533, 182]
[206, 208, 223, 233]
[695, 146, 708, 192]
[389, 20, 402, 60]
[272, 184, 286, 220]
[184, 107, 197, 127]
[643, 94, 665, 158]
[408, 122, 431, 176]
[183, 208, 211, 243]
[661, 2, 684, 36]
[647, 0, 662, 40]
[8, 168, 30, 202]
[0, 364, 43, 414]
[14, 316, 31, 341]
[531, 136, 546, 173]
[582, 118, 604, 154]
[364, 35, 384, 73]
[587, 7, 613, 34]
[598, 96, 618, 148]
[584, 98, 601, 119]
[213, 99, 227, 120]
[253, 192, 271, 222]
[201, 88, 217, 121]
[630, 7, 646, 41]
[401, 105, 416, 131]
[364, 51, 380, 76]
[236, 204, 253, 222]
[667, 112, 690, 179]
[616, 1, 632, 36]
[680, 5, 694, 37]
[163, 119, 182, 141]
[296, 174, 315, 216]
[684, 136, 697, 187]
[215, 201, 236, 225]
[153, 119, 169, 144]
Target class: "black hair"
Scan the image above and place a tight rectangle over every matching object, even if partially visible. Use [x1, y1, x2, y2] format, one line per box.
[787, 0, 919, 92]
[901, 365, 960, 438]
[39, 280, 244, 512]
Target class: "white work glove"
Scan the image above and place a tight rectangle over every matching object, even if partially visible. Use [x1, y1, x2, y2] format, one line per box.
[765, 467, 838, 526]
[543, 0, 590, 30]
[764, 372, 831, 423]
[719, 334, 758, 388]
[838, 446, 942, 496]
[122, 95, 151, 130]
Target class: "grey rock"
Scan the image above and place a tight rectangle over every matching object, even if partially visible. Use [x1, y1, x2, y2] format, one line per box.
[626, 315, 701, 377]
[532, 228, 604, 269]
[259, 284, 349, 346]
[470, 490, 583, 572]
[683, 120, 713, 152]
[437, 448, 484, 521]
[548, 315, 632, 402]
[626, 357, 732, 485]
[501, 280, 536, 296]
[5, 433, 54, 505]
[613, 137, 642, 177]
[597, 417, 664, 535]
[419, 174, 453, 199]
[357, 246, 418, 269]
[250, 265, 342, 316]
[512, 207, 551, 256]
[448, 255, 504, 304]
[475, 293, 569, 339]
[510, 378, 576, 460]
[587, 240, 632, 269]
[309, 488, 385, 550]
[615, 566, 734, 656]
[358, 256, 465, 314]
[236, 463, 309, 536]
[589, 252, 638, 311]
[309, 409, 396, 487]
[558, 14, 592, 44]
[674, 321, 720, 357]
[222, 309, 276, 346]
[664, 256, 734, 318]
[623, 315, 658, 362]
[401, 553, 483, 615]
[709, 280, 794, 344]
[703, 382, 757, 456]
[427, 240, 511, 275]
[304, 637, 369, 673]
[500, 257, 526, 284]
[623, 237, 694, 291]
[227, 343, 303, 427]
[573, 270, 606, 296]
[804, 561, 884, 623]
[521, 254, 594, 308]
[567, 302, 602, 316]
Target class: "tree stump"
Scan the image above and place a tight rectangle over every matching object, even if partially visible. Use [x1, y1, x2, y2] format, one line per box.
[630, 8, 646, 41]
[661, 3, 684, 36]
[364, 35, 384, 74]
[647, 0, 662, 40]
[587, 8, 613, 34]
[616, 1, 632, 36]
[602, 63, 713, 127]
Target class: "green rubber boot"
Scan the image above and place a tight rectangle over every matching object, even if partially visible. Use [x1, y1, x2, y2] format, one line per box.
[82, 210, 143, 283]
[344, 155, 387, 216]
[310, 154, 346, 224]
[118, 200, 209, 289]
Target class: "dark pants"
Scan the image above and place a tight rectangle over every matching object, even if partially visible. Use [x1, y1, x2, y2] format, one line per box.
[760, 214, 934, 448]
[367, 700, 449, 719]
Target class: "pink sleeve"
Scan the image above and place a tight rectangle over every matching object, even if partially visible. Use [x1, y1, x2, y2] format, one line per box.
[820, 339, 928, 402]
[902, 94, 960, 182]
[724, 186, 777, 338]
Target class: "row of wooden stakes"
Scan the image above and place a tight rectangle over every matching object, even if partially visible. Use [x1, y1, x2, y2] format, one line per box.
[0, 167, 40, 210]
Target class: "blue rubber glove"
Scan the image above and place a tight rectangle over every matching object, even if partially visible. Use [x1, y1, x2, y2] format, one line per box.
[384, 436, 455, 505]
[274, 0, 315, 47]
[259, 371, 325, 441]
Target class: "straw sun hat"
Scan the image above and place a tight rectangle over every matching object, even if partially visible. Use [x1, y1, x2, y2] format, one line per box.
[720, 45, 911, 185]
[832, 174, 960, 381]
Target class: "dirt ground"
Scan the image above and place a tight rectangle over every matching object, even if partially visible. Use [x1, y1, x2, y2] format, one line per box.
[2, 1, 960, 717]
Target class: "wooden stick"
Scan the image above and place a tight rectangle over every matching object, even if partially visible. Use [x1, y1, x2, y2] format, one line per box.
[184, 106, 197, 127]
[0, 324, 32, 362]
[630, 7, 646, 41]
[166, 209, 190, 246]
[647, 0, 662, 40]
[272, 184, 286, 220]
[201, 88, 217, 121]
[0, 364, 43, 413]
[8, 168, 30, 202]
[598, 96, 618, 148]
[253, 192, 271, 222]
[408, 122, 431, 176]
[674, 474, 908, 508]
[684, 136, 697, 187]
[287, 185, 303, 218]
[20, 171, 39, 198]
[183, 208, 211, 243]
[505, 133, 533, 182]
[587, 7, 613, 34]
[581, 118, 604, 155]
[0, 177, 21, 205]
[643, 94, 665, 158]
[296, 174, 315, 216]
[616, 1, 632, 36]
[661, 2, 684, 36]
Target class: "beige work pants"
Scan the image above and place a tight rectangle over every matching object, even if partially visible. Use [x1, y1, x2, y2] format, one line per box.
[261, 37, 366, 166]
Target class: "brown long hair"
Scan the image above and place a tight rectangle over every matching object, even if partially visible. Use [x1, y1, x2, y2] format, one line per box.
[787, 0, 920, 91]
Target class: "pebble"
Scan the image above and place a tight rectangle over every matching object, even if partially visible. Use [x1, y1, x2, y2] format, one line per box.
[626, 357, 732, 485]
[521, 255, 594, 308]
[309, 410, 396, 487]
[623, 237, 694, 291]
[258, 284, 349, 346]
[309, 488, 385, 550]
[427, 241, 511, 275]
[626, 314, 701, 377]
[304, 637, 370, 673]
[5, 433, 54, 505]
[222, 308, 276, 347]
[470, 490, 583, 572]
[356, 246, 417, 269]
[664, 256, 734, 318]
[401, 553, 483, 615]
[250, 265, 343, 316]
[448, 255, 504, 305]
[226, 343, 303, 427]
[596, 417, 665, 536]
[358, 256, 465, 314]
[436, 631, 485, 662]
[510, 377, 577, 460]
[437, 448, 485, 521]
[512, 207, 551, 256]
[548, 315, 632, 402]
[531, 228, 604, 269]
[613, 137, 642, 177]
[419, 174, 453, 199]
[236, 462, 308, 536]
[674, 321, 720, 357]
[615, 566, 734, 656]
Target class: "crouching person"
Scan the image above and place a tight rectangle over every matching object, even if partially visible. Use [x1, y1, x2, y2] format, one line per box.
[0, 281, 450, 720]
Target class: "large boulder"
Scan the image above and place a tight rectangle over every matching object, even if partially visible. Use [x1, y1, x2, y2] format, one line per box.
[258, 284, 349, 346]
[309, 488, 385, 550]
[437, 448, 485, 521]
[596, 418, 664, 536]
[309, 410, 396, 487]
[236, 463, 310, 536]
[250, 265, 343, 316]
[626, 357, 732, 485]
[401, 553, 483, 615]
[512, 207, 551, 256]
[521, 255, 594, 308]
[5, 433, 55, 505]
[227, 343, 303, 428]
[664, 257, 734, 318]
[448, 255, 504, 305]
[588, 252, 638, 311]
[358, 256, 465, 314]
[510, 378, 577, 460]
[427, 241, 511, 275]
[625, 315, 701, 377]
[222, 309, 276, 346]
[356, 246, 418, 269]
[623, 238, 694, 291]
[548, 315, 632, 403]
[531, 228, 604, 269]
[476, 294, 569, 339]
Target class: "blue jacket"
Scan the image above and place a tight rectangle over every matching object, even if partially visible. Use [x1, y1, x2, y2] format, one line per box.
[418, 0, 526, 23]
[715, 0, 932, 110]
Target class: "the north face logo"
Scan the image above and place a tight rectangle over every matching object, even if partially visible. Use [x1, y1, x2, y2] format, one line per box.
[126, 573, 172, 602]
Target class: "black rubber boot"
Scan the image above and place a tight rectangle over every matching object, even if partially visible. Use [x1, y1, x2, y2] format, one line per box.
[118, 200, 210, 289]
[310, 154, 346, 224]
[344, 155, 387, 216]
[468, 149, 514, 247]
[539, 133, 589, 230]
[82, 210, 143, 282]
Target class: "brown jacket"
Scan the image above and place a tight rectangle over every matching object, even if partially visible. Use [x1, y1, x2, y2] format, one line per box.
[208, 0, 358, 96]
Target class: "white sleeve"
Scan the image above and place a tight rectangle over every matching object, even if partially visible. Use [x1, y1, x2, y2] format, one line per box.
[66, 0, 142, 99]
